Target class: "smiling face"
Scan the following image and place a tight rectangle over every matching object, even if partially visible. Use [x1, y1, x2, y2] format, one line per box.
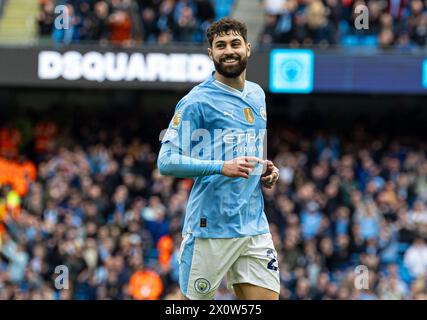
[208, 31, 251, 78]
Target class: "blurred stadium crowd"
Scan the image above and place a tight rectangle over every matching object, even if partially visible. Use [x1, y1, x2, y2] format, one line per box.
[2, 112, 427, 300]
[259, 0, 427, 48]
[36, 0, 427, 49]
[37, 0, 234, 45]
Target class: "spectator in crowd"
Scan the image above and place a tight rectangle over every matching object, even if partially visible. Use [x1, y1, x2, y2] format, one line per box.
[37, 0, 55, 38]
[89, 0, 111, 43]
[173, 4, 197, 42]
[262, 0, 287, 17]
[404, 238, 427, 278]
[109, 9, 133, 45]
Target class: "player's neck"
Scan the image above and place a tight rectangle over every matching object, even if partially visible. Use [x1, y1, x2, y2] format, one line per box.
[214, 71, 246, 91]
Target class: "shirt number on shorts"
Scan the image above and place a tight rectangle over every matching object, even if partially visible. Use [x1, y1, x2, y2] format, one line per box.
[266, 249, 278, 271]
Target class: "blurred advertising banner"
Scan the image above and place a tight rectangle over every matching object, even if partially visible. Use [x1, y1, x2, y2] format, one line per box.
[0, 46, 426, 94]
[0, 46, 215, 89]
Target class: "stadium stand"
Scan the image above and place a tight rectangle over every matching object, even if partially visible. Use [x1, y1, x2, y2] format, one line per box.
[0, 0, 38, 44]
[36, 0, 236, 45]
[0, 0, 6, 18]
[258, 0, 427, 49]
[1, 98, 427, 299]
[30, 0, 427, 49]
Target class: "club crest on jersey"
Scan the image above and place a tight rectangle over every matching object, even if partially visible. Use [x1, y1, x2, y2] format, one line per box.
[172, 110, 182, 128]
[243, 108, 255, 125]
[194, 278, 211, 294]
[260, 106, 267, 121]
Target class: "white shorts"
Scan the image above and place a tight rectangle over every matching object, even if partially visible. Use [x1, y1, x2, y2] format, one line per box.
[178, 233, 280, 300]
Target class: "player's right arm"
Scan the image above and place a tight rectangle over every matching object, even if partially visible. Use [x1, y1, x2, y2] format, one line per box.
[157, 142, 223, 178]
[158, 145, 259, 179]
[157, 99, 262, 179]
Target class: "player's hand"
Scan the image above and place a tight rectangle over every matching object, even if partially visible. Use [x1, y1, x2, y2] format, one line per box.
[221, 156, 263, 179]
[261, 160, 279, 189]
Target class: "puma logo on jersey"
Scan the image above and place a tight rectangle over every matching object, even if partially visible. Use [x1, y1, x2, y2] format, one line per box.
[223, 111, 235, 119]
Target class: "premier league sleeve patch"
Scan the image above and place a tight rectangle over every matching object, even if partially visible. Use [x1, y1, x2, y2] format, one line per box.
[172, 110, 182, 128]
[243, 108, 255, 125]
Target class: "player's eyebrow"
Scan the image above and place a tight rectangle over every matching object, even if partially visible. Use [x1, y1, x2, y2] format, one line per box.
[214, 40, 226, 46]
[214, 38, 242, 46]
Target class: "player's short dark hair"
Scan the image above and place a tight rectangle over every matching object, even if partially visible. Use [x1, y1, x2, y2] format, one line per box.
[206, 18, 247, 47]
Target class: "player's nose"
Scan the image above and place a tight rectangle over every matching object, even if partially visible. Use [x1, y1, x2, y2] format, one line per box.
[223, 44, 234, 55]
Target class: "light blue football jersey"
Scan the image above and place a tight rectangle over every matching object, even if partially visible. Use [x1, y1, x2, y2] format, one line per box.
[158, 71, 270, 238]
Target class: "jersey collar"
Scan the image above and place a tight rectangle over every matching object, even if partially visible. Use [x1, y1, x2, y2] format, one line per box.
[210, 71, 248, 98]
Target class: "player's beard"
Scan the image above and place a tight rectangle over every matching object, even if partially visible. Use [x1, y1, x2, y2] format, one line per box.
[214, 53, 248, 78]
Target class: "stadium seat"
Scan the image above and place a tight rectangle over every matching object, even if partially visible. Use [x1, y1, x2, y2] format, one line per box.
[341, 35, 360, 47]
[213, 0, 235, 20]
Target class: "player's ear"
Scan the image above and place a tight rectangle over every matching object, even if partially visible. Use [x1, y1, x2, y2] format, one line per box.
[207, 47, 213, 60]
[246, 42, 251, 58]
